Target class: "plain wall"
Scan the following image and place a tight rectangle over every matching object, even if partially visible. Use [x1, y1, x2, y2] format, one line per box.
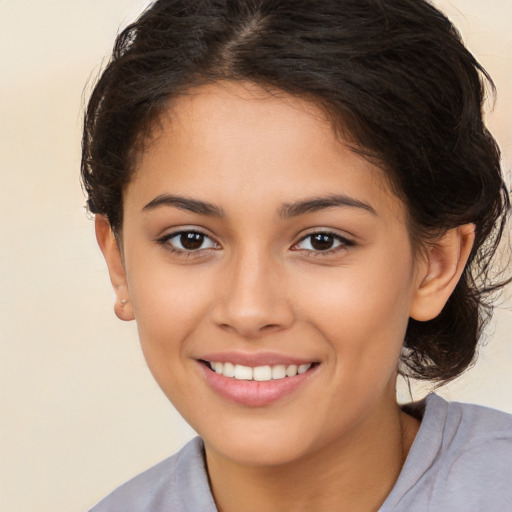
[0, 1, 510, 511]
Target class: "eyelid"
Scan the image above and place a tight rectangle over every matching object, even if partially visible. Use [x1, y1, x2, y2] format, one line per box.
[291, 230, 356, 254]
[156, 227, 220, 254]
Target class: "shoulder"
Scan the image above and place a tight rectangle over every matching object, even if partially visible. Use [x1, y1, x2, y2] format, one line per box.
[437, 394, 512, 436]
[433, 395, 512, 484]
[383, 395, 512, 512]
[428, 396, 512, 509]
[429, 394, 512, 469]
[88, 437, 217, 512]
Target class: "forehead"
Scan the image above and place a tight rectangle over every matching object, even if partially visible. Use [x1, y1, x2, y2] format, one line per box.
[126, 81, 405, 223]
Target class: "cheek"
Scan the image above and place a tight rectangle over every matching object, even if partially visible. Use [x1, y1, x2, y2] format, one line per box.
[125, 265, 215, 408]
[295, 245, 415, 367]
[126, 259, 214, 356]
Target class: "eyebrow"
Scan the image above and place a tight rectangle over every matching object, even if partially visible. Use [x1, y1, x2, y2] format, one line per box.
[142, 192, 376, 218]
[142, 194, 225, 217]
[279, 194, 377, 218]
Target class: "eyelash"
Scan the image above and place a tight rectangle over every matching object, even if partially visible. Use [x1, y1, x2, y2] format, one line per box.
[157, 230, 219, 256]
[292, 231, 355, 256]
[156, 230, 355, 257]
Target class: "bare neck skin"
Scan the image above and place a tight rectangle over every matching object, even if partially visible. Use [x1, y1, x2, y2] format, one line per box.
[206, 396, 420, 512]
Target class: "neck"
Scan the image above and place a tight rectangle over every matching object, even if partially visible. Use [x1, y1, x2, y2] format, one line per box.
[205, 402, 420, 512]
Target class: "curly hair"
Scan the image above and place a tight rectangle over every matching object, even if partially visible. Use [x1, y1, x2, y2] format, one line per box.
[81, 0, 510, 384]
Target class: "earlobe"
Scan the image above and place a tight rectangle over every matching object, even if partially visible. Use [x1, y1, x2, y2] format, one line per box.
[95, 215, 135, 322]
[409, 224, 475, 322]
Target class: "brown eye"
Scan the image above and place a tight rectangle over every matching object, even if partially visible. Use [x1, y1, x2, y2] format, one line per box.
[180, 232, 205, 250]
[310, 233, 335, 251]
[294, 232, 353, 254]
[162, 230, 218, 252]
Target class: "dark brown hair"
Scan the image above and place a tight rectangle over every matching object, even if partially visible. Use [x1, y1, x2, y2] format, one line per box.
[81, 0, 510, 383]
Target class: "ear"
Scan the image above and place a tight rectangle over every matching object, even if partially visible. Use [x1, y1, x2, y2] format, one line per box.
[95, 215, 134, 321]
[409, 224, 475, 321]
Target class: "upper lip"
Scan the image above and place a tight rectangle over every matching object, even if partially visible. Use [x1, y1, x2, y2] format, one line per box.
[198, 351, 317, 367]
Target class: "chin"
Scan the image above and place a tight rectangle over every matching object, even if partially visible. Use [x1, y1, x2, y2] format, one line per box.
[200, 417, 323, 468]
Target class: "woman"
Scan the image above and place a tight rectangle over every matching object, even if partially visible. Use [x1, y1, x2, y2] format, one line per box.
[83, 0, 512, 510]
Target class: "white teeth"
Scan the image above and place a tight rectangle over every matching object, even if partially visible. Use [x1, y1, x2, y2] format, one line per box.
[271, 365, 287, 379]
[286, 364, 298, 377]
[208, 361, 313, 380]
[234, 364, 253, 380]
[298, 364, 311, 374]
[223, 362, 235, 378]
[253, 365, 272, 381]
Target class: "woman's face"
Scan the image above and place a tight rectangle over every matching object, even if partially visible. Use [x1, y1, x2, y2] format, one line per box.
[117, 82, 425, 466]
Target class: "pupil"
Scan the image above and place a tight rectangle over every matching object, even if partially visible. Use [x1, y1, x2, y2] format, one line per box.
[180, 232, 204, 250]
[311, 234, 334, 251]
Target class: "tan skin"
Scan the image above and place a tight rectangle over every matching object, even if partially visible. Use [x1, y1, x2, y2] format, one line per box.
[97, 81, 474, 511]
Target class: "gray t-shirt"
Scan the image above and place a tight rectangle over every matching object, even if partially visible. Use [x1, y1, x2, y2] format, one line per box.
[89, 394, 512, 511]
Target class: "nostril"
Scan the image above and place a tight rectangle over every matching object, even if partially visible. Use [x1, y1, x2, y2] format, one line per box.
[218, 323, 236, 332]
[261, 323, 281, 332]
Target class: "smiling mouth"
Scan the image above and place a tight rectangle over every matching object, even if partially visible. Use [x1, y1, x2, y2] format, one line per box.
[202, 361, 316, 381]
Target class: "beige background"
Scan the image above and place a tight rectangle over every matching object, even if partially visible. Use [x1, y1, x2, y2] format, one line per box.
[0, 1, 510, 511]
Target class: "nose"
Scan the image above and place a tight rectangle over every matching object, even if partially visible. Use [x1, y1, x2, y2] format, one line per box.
[210, 249, 295, 339]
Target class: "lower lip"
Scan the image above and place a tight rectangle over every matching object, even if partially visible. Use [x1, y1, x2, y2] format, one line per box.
[198, 363, 318, 407]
